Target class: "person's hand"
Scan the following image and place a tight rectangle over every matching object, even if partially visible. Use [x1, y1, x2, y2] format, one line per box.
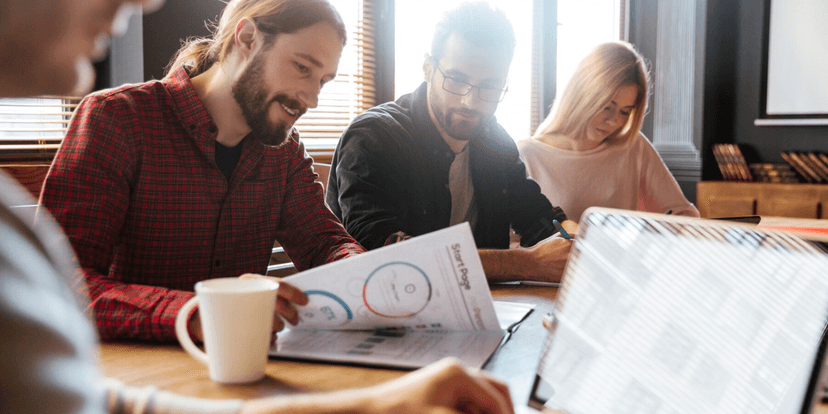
[526, 234, 573, 283]
[560, 220, 579, 239]
[364, 357, 514, 414]
[239, 274, 309, 345]
[240, 357, 514, 414]
[188, 274, 309, 343]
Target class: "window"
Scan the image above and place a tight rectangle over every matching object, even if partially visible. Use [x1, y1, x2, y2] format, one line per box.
[395, 0, 625, 141]
[0, 96, 81, 162]
[0, 1, 376, 162]
[556, 0, 626, 101]
[296, 0, 377, 154]
[0, 1, 624, 162]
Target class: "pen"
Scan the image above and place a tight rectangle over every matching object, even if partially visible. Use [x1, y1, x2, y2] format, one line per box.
[552, 219, 572, 240]
[521, 281, 561, 287]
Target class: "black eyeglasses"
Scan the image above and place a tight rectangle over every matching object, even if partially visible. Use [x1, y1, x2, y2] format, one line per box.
[434, 65, 508, 103]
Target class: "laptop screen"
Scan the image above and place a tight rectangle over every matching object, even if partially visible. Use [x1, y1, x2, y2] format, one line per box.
[528, 208, 828, 414]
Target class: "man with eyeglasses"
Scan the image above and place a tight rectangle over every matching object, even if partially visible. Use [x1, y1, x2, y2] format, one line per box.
[328, 2, 577, 283]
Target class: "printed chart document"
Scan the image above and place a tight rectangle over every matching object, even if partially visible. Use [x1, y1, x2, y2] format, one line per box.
[268, 223, 514, 369]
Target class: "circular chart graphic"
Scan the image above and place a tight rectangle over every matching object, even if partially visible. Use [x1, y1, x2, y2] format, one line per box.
[300, 290, 353, 328]
[363, 262, 432, 318]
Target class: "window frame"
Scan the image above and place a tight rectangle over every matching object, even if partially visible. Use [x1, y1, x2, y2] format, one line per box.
[0, 0, 631, 164]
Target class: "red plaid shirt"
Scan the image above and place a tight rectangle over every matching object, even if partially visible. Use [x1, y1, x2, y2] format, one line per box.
[40, 68, 365, 342]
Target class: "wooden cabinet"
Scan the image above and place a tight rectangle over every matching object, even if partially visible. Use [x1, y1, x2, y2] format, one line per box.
[696, 181, 828, 219]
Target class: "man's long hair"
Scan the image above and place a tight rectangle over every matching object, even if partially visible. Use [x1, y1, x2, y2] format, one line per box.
[165, 0, 346, 77]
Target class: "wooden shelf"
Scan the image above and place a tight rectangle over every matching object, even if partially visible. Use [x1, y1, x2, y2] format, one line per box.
[697, 181, 828, 219]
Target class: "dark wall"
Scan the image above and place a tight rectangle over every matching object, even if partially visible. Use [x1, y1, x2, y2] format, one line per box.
[702, 0, 828, 180]
[373, 0, 396, 105]
[700, 0, 739, 180]
[142, 0, 226, 81]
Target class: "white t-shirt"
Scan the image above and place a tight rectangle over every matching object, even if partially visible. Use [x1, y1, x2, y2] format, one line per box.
[517, 132, 699, 223]
[449, 145, 477, 228]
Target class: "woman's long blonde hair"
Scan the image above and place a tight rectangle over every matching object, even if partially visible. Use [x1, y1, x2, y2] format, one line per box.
[165, 0, 346, 78]
[534, 41, 650, 143]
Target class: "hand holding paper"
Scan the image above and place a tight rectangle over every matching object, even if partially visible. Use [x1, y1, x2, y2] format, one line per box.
[269, 224, 508, 369]
[283, 223, 499, 331]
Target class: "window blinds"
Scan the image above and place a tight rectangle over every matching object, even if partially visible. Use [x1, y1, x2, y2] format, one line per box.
[0, 0, 377, 161]
[0, 96, 81, 161]
[294, 0, 377, 151]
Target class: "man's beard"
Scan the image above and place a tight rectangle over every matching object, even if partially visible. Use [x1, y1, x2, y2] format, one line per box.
[430, 100, 488, 142]
[232, 53, 306, 147]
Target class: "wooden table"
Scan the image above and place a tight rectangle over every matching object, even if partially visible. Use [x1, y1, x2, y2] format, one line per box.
[99, 283, 557, 405]
[98, 282, 828, 412]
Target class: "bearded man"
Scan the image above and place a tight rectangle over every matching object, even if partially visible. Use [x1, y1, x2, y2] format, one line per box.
[327, 2, 578, 284]
[40, 0, 365, 342]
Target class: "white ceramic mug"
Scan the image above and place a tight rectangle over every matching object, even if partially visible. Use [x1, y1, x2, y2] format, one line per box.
[175, 277, 279, 384]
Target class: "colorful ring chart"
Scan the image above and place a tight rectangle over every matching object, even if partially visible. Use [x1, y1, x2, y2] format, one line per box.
[362, 261, 432, 318]
[301, 290, 353, 327]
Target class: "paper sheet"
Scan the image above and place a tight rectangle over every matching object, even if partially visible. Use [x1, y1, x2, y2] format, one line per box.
[281, 223, 500, 331]
[268, 224, 535, 369]
[270, 301, 534, 370]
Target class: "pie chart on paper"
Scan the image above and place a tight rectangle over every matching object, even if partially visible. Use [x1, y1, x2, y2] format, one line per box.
[363, 261, 432, 318]
[300, 290, 353, 328]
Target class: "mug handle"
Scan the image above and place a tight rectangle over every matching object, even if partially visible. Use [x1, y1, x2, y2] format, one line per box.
[175, 297, 209, 365]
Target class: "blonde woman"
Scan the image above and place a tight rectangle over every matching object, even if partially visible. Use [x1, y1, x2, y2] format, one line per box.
[518, 41, 699, 223]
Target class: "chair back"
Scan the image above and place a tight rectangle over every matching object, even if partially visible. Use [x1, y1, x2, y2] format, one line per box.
[313, 163, 331, 189]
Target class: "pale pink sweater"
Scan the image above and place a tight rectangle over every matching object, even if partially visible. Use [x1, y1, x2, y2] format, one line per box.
[517, 133, 699, 223]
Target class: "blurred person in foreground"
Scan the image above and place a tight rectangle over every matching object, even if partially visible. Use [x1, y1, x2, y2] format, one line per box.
[0, 0, 514, 412]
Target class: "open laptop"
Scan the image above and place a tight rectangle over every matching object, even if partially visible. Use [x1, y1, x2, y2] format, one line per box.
[521, 208, 828, 414]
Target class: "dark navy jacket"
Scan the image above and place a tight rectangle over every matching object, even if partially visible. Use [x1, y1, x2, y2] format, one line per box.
[327, 82, 567, 250]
